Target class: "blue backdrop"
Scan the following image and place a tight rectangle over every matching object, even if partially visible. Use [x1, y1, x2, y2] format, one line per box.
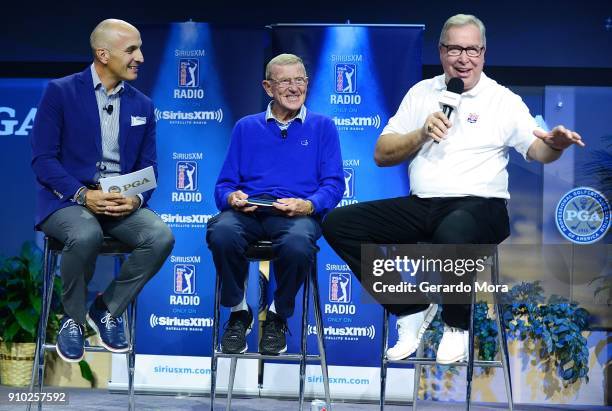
[0, 78, 49, 257]
[131, 23, 423, 367]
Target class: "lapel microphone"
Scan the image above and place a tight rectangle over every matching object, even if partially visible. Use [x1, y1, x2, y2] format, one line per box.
[103, 104, 114, 115]
[281, 129, 288, 139]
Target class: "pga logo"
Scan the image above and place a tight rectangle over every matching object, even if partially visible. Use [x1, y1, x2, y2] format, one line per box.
[118, 177, 151, 193]
[329, 272, 351, 303]
[343, 168, 354, 199]
[176, 161, 197, 191]
[174, 264, 195, 295]
[556, 187, 610, 244]
[178, 59, 199, 88]
[0, 107, 37, 136]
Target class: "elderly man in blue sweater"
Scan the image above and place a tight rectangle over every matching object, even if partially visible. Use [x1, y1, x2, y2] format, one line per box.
[206, 54, 344, 355]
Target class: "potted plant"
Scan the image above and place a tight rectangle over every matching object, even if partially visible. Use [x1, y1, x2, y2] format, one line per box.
[0, 242, 94, 386]
[418, 281, 591, 400]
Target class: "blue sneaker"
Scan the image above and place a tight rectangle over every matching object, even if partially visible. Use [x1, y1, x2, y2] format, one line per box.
[86, 304, 129, 353]
[56, 316, 85, 362]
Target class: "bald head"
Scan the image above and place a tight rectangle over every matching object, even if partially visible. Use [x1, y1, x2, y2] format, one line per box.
[90, 19, 140, 55]
[90, 19, 144, 87]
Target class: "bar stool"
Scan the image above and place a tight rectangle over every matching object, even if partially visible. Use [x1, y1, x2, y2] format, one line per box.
[379, 248, 513, 411]
[27, 236, 138, 411]
[210, 240, 332, 411]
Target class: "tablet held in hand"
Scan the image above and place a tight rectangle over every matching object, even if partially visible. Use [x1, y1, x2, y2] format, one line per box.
[245, 197, 277, 207]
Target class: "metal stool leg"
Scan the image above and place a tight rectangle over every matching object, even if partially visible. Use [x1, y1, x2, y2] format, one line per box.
[38, 249, 57, 411]
[226, 357, 238, 411]
[127, 299, 137, 411]
[113, 255, 136, 411]
[380, 309, 389, 411]
[466, 290, 476, 411]
[310, 261, 332, 410]
[29, 243, 56, 411]
[210, 272, 222, 411]
[495, 303, 513, 411]
[298, 268, 310, 411]
[412, 340, 424, 411]
[496, 304, 514, 411]
[29, 243, 49, 395]
[492, 250, 513, 411]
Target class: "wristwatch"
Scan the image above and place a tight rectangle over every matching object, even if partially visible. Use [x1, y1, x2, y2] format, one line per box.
[76, 188, 88, 206]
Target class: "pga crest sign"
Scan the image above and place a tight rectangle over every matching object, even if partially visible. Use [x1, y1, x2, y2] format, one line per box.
[556, 187, 610, 244]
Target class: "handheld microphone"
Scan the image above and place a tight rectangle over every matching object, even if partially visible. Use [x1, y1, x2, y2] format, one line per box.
[103, 104, 114, 115]
[438, 77, 464, 119]
[280, 129, 288, 139]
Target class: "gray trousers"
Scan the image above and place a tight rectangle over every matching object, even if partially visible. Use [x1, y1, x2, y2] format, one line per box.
[40, 206, 175, 324]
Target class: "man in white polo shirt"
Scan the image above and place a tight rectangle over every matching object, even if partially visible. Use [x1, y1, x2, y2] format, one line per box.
[322, 14, 584, 364]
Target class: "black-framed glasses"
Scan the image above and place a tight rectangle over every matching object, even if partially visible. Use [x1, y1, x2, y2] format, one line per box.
[269, 76, 308, 88]
[440, 43, 484, 57]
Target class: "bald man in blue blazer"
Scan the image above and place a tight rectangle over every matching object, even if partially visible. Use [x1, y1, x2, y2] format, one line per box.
[31, 19, 174, 362]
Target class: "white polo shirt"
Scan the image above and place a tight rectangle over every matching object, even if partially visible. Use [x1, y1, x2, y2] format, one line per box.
[382, 73, 538, 199]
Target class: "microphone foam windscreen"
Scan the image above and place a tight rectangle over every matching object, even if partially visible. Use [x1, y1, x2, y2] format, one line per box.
[447, 77, 464, 94]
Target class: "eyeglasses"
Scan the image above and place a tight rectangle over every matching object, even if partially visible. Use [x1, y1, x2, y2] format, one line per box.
[269, 76, 308, 88]
[440, 44, 484, 57]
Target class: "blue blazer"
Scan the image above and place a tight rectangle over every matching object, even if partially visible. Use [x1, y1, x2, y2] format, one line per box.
[31, 66, 158, 227]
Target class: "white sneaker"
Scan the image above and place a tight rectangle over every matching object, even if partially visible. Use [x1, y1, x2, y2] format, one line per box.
[386, 304, 438, 361]
[436, 325, 469, 364]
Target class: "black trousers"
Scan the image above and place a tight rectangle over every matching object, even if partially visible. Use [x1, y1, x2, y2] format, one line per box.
[322, 195, 510, 329]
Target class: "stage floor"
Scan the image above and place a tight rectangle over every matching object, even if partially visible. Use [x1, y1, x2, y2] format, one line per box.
[0, 385, 609, 410]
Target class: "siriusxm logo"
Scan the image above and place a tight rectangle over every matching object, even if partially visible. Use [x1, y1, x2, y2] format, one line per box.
[175, 49, 206, 57]
[335, 64, 357, 94]
[556, 187, 610, 244]
[343, 168, 355, 199]
[0, 107, 37, 136]
[175, 58, 204, 99]
[174, 264, 195, 295]
[149, 314, 213, 328]
[173, 152, 203, 161]
[308, 324, 375, 340]
[154, 108, 223, 124]
[332, 115, 381, 130]
[329, 272, 351, 303]
[160, 213, 212, 229]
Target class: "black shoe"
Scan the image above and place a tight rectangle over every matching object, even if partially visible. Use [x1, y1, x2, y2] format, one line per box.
[221, 306, 254, 354]
[86, 304, 129, 353]
[259, 311, 288, 355]
[56, 316, 85, 362]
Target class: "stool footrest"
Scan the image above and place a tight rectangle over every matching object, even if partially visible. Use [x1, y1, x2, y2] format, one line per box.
[42, 343, 132, 354]
[214, 352, 321, 362]
[385, 357, 503, 367]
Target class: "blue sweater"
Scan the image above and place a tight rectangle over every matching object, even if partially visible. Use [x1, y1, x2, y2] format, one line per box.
[215, 111, 344, 216]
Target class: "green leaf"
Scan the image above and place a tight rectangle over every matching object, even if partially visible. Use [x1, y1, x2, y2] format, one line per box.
[4, 322, 20, 341]
[15, 308, 37, 335]
[78, 360, 96, 387]
[29, 293, 42, 315]
[7, 300, 21, 312]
